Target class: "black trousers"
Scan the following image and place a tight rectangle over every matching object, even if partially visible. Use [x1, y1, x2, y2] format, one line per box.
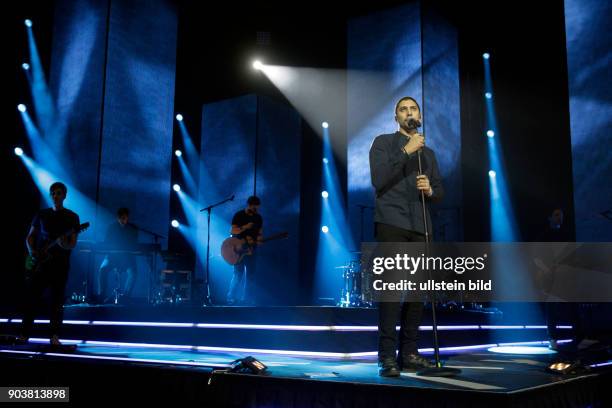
[227, 254, 257, 304]
[375, 223, 426, 360]
[21, 256, 70, 337]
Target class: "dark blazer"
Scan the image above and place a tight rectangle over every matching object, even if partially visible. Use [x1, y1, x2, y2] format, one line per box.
[369, 131, 444, 235]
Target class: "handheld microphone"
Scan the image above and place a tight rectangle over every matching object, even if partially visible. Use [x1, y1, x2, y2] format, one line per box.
[407, 118, 422, 130]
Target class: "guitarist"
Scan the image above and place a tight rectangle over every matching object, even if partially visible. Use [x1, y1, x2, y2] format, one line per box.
[19, 182, 80, 346]
[226, 196, 263, 305]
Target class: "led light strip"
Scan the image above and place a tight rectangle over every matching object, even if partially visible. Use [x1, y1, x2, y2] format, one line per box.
[1, 318, 572, 332]
[2, 337, 571, 359]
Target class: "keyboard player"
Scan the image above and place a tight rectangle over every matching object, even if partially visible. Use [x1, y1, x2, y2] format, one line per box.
[95, 207, 138, 304]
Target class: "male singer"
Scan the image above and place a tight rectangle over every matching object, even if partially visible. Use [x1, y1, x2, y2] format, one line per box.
[369, 96, 444, 377]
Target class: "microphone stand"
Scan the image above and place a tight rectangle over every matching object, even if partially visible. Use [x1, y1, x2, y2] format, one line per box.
[413, 130, 460, 377]
[199, 194, 235, 306]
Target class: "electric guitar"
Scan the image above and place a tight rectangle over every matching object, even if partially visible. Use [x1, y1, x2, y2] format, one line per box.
[221, 232, 289, 265]
[25, 222, 90, 273]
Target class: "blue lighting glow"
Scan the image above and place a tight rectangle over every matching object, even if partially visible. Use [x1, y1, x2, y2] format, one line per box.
[22, 63, 30, 70]
[173, 184, 181, 192]
[174, 149, 182, 157]
[322, 121, 329, 129]
[483, 52, 490, 59]
[252, 60, 263, 70]
[17, 104, 26, 112]
[171, 220, 179, 228]
[316, 123, 354, 302]
[487, 130, 495, 137]
[485, 92, 492, 99]
[175, 114, 183, 121]
[489, 170, 496, 178]
[487, 345, 556, 355]
[14, 147, 24, 157]
[24, 19, 33, 28]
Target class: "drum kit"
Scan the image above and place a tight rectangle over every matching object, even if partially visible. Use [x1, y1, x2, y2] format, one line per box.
[336, 252, 373, 308]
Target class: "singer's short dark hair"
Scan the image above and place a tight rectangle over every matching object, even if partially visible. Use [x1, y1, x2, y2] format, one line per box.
[247, 196, 261, 206]
[394, 96, 421, 115]
[117, 207, 130, 217]
[49, 182, 67, 195]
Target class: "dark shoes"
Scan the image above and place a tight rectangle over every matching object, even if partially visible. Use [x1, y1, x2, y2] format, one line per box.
[379, 354, 434, 376]
[399, 353, 434, 371]
[378, 358, 401, 377]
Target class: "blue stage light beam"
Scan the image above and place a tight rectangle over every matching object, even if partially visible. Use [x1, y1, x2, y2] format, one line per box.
[16, 153, 112, 241]
[174, 190, 229, 277]
[483, 53, 541, 341]
[18, 108, 67, 180]
[26, 21, 57, 140]
[483, 53, 518, 241]
[315, 123, 353, 302]
[177, 155, 197, 194]
[176, 119, 199, 181]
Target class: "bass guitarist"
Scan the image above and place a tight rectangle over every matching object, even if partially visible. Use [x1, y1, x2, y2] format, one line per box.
[226, 196, 263, 305]
[19, 182, 81, 346]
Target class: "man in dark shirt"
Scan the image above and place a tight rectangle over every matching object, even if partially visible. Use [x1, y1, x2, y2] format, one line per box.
[369, 96, 444, 377]
[226, 196, 263, 305]
[20, 182, 80, 346]
[96, 207, 139, 303]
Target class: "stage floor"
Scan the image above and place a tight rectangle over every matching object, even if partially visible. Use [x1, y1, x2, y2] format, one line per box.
[1, 340, 607, 392]
[2, 305, 610, 405]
